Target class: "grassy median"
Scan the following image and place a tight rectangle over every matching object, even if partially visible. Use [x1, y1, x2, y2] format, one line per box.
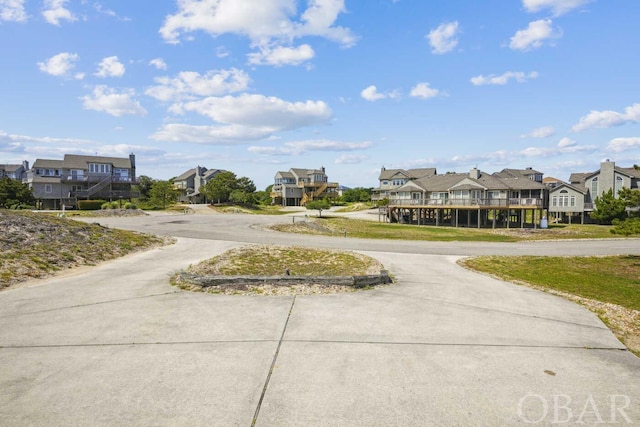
[460, 255, 640, 356]
[272, 217, 620, 242]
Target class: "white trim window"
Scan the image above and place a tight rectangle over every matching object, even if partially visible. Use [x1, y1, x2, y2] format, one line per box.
[614, 176, 624, 198]
[89, 163, 111, 174]
[591, 177, 598, 197]
[44, 184, 52, 193]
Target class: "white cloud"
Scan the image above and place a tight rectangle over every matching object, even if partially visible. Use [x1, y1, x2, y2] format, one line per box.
[159, 0, 356, 48]
[471, 71, 539, 86]
[150, 123, 272, 145]
[557, 137, 576, 148]
[81, 86, 147, 117]
[572, 103, 640, 131]
[149, 58, 167, 70]
[509, 19, 558, 51]
[94, 2, 130, 21]
[0, 129, 94, 146]
[37, 52, 78, 77]
[247, 44, 315, 66]
[146, 68, 250, 102]
[151, 94, 332, 144]
[522, 0, 592, 16]
[427, 21, 459, 54]
[361, 85, 399, 102]
[521, 126, 555, 138]
[450, 139, 596, 164]
[607, 137, 640, 153]
[216, 46, 230, 58]
[409, 82, 441, 99]
[178, 94, 331, 129]
[42, 0, 76, 26]
[335, 154, 368, 164]
[361, 85, 385, 102]
[95, 56, 125, 78]
[0, 0, 27, 22]
[249, 139, 372, 156]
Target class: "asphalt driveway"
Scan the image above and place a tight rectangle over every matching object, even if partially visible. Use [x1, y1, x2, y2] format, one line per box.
[1, 214, 638, 426]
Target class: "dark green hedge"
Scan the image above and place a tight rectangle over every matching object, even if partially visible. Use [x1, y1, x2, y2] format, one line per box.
[78, 199, 107, 210]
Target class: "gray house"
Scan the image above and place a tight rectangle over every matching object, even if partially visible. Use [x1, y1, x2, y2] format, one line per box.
[271, 167, 338, 206]
[371, 167, 437, 202]
[549, 160, 640, 223]
[0, 161, 29, 180]
[385, 167, 548, 228]
[24, 154, 137, 209]
[174, 166, 226, 204]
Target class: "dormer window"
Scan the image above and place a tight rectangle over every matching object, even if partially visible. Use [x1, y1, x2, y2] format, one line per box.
[89, 163, 111, 174]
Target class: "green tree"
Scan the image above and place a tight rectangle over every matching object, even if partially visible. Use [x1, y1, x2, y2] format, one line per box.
[149, 180, 177, 209]
[252, 184, 274, 205]
[342, 187, 372, 203]
[203, 171, 238, 203]
[0, 177, 35, 208]
[591, 189, 627, 224]
[618, 187, 640, 215]
[306, 199, 331, 217]
[229, 188, 257, 205]
[134, 175, 155, 200]
[236, 176, 256, 194]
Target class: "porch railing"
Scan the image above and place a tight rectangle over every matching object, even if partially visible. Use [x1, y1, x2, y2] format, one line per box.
[388, 198, 544, 208]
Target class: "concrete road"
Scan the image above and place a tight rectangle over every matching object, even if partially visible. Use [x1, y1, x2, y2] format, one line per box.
[0, 213, 639, 426]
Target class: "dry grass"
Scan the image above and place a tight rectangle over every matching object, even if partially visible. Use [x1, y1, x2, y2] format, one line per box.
[187, 244, 382, 277]
[0, 210, 171, 289]
[176, 244, 386, 295]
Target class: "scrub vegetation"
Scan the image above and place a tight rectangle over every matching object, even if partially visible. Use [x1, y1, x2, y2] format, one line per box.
[0, 210, 170, 289]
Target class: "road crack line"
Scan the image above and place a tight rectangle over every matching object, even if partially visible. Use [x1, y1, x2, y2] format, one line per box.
[252, 295, 296, 427]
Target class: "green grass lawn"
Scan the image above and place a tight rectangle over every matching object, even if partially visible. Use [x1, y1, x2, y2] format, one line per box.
[272, 217, 622, 242]
[461, 255, 640, 311]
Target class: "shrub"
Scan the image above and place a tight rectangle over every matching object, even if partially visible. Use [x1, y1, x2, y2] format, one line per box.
[79, 200, 107, 210]
[611, 217, 640, 236]
[124, 202, 137, 210]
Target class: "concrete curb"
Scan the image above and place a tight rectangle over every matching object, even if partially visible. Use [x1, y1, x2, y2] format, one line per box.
[178, 270, 392, 289]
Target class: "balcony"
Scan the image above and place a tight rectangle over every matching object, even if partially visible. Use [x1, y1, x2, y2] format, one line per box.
[389, 198, 544, 208]
[60, 173, 136, 183]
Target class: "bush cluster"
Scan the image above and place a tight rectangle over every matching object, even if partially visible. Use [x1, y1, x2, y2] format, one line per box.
[100, 201, 137, 210]
[78, 200, 107, 210]
[611, 217, 640, 236]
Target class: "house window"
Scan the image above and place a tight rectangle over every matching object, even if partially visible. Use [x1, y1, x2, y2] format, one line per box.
[614, 176, 624, 198]
[382, 180, 389, 186]
[392, 179, 405, 186]
[591, 177, 598, 197]
[89, 163, 111, 174]
[570, 196, 576, 207]
[552, 196, 557, 207]
[45, 184, 52, 193]
[488, 191, 501, 199]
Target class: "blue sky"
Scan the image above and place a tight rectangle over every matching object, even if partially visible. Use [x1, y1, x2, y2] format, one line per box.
[1, 0, 639, 190]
